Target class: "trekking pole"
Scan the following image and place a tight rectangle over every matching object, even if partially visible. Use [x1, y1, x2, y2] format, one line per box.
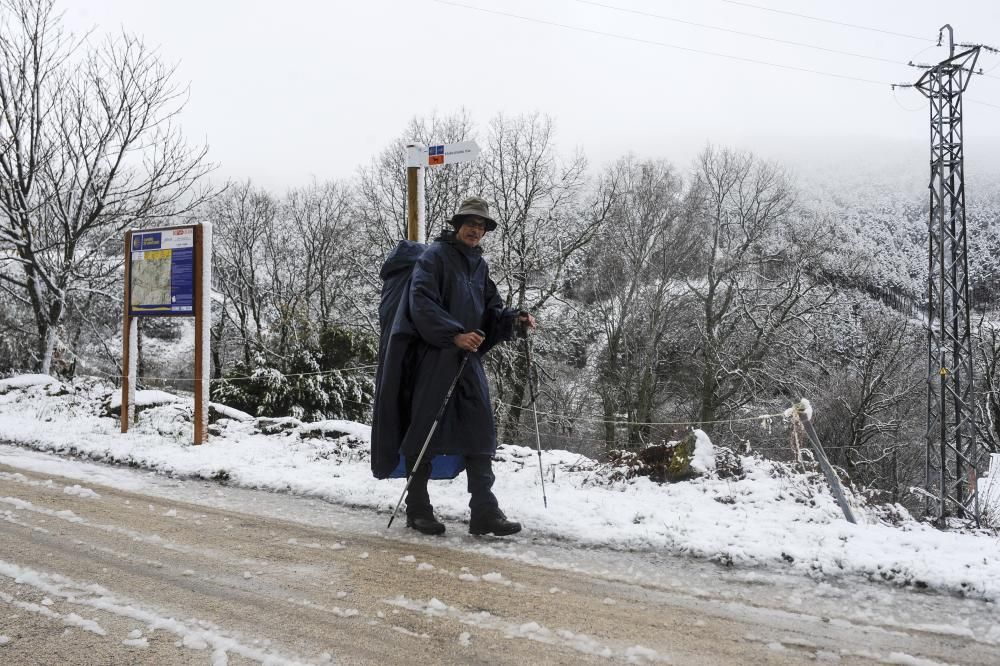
[525, 333, 548, 508]
[386, 329, 484, 529]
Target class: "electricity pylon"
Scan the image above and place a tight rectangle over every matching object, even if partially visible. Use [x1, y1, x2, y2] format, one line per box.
[901, 25, 983, 525]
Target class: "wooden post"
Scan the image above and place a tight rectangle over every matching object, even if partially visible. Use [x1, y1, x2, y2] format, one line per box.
[796, 402, 857, 524]
[193, 223, 209, 444]
[407, 164, 419, 241]
[405, 142, 426, 242]
[121, 231, 133, 433]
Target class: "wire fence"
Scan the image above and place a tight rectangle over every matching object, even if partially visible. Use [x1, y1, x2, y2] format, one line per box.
[76, 368, 877, 457]
[88, 364, 379, 385]
[495, 399, 788, 428]
[86, 365, 803, 435]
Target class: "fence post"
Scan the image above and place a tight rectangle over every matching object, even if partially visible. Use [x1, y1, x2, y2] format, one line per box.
[794, 401, 857, 524]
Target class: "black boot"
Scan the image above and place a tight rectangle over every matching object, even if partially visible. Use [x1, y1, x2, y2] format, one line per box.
[405, 457, 444, 535]
[406, 513, 446, 536]
[469, 509, 521, 536]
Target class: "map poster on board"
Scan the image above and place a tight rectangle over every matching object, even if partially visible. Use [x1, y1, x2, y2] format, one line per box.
[129, 227, 196, 316]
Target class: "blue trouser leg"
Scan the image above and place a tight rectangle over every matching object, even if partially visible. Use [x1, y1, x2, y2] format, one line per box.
[465, 455, 499, 517]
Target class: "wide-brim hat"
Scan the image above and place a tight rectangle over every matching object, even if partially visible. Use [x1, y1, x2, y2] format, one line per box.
[450, 196, 497, 231]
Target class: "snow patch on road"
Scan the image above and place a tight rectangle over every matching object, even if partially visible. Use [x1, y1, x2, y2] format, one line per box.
[0, 559, 316, 665]
[0, 471, 98, 501]
[884, 652, 951, 666]
[904, 623, 975, 639]
[0, 497, 84, 523]
[481, 572, 510, 585]
[386, 595, 666, 662]
[0, 590, 107, 636]
[391, 625, 428, 639]
[0, 495, 200, 556]
[63, 484, 100, 498]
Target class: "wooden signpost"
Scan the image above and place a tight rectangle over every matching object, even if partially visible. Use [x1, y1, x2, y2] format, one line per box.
[405, 141, 481, 242]
[122, 222, 212, 444]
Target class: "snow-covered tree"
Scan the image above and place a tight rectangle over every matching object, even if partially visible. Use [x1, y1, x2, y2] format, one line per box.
[685, 146, 835, 427]
[0, 0, 211, 374]
[580, 156, 693, 449]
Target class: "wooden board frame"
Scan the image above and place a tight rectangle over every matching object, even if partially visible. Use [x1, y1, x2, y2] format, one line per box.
[121, 223, 210, 444]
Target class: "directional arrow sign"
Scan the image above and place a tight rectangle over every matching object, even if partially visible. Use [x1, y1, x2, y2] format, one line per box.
[406, 141, 481, 167]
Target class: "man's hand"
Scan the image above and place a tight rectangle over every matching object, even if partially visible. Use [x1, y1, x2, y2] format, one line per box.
[515, 311, 537, 338]
[454, 330, 485, 352]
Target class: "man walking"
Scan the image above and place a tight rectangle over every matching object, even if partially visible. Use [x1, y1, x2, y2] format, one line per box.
[372, 196, 535, 536]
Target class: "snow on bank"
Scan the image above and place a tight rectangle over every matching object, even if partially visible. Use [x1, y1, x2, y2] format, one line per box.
[108, 390, 181, 410]
[0, 374, 61, 393]
[1, 376, 999, 601]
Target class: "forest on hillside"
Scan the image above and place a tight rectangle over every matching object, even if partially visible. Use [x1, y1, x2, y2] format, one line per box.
[3, 0, 1000, 513]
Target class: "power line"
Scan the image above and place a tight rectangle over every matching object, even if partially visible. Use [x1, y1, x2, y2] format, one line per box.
[897, 42, 1000, 108]
[431, 0, 891, 86]
[436, 1, 1000, 111]
[719, 0, 932, 43]
[574, 0, 904, 65]
[891, 86, 924, 112]
[967, 97, 1000, 110]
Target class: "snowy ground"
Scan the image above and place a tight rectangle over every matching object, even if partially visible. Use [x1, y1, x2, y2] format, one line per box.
[6, 448, 998, 664]
[2, 375, 999, 604]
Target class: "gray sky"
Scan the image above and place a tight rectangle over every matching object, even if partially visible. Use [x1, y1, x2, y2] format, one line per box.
[64, 0, 1000, 189]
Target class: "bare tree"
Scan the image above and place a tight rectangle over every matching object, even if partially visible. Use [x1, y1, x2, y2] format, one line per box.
[476, 113, 610, 438]
[584, 156, 694, 449]
[686, 146, 834, 427]
[806, 305, 924, 499]
[0, 0, 212, 374]
[210, 181, 276, 368]
[260, 205, 306, 362]
[283, 179, 370, 332]
[975, 322, 1000, 456]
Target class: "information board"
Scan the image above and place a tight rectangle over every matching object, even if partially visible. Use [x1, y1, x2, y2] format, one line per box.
[129, 227, 195, 316]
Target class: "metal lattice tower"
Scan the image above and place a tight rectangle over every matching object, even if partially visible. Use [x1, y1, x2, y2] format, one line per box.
[910, 26, 981, 525]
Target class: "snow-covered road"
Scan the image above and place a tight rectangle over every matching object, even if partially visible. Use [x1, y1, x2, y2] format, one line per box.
[1, 446, 998, 665]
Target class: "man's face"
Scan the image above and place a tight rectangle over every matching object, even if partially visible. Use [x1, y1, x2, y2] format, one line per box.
[456, 216, 487, 248]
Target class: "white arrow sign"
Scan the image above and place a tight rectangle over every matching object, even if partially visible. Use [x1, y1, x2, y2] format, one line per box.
[406, 141, 481, 167]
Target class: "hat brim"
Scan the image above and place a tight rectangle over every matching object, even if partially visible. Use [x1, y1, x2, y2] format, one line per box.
[451, 213, 497, 232]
